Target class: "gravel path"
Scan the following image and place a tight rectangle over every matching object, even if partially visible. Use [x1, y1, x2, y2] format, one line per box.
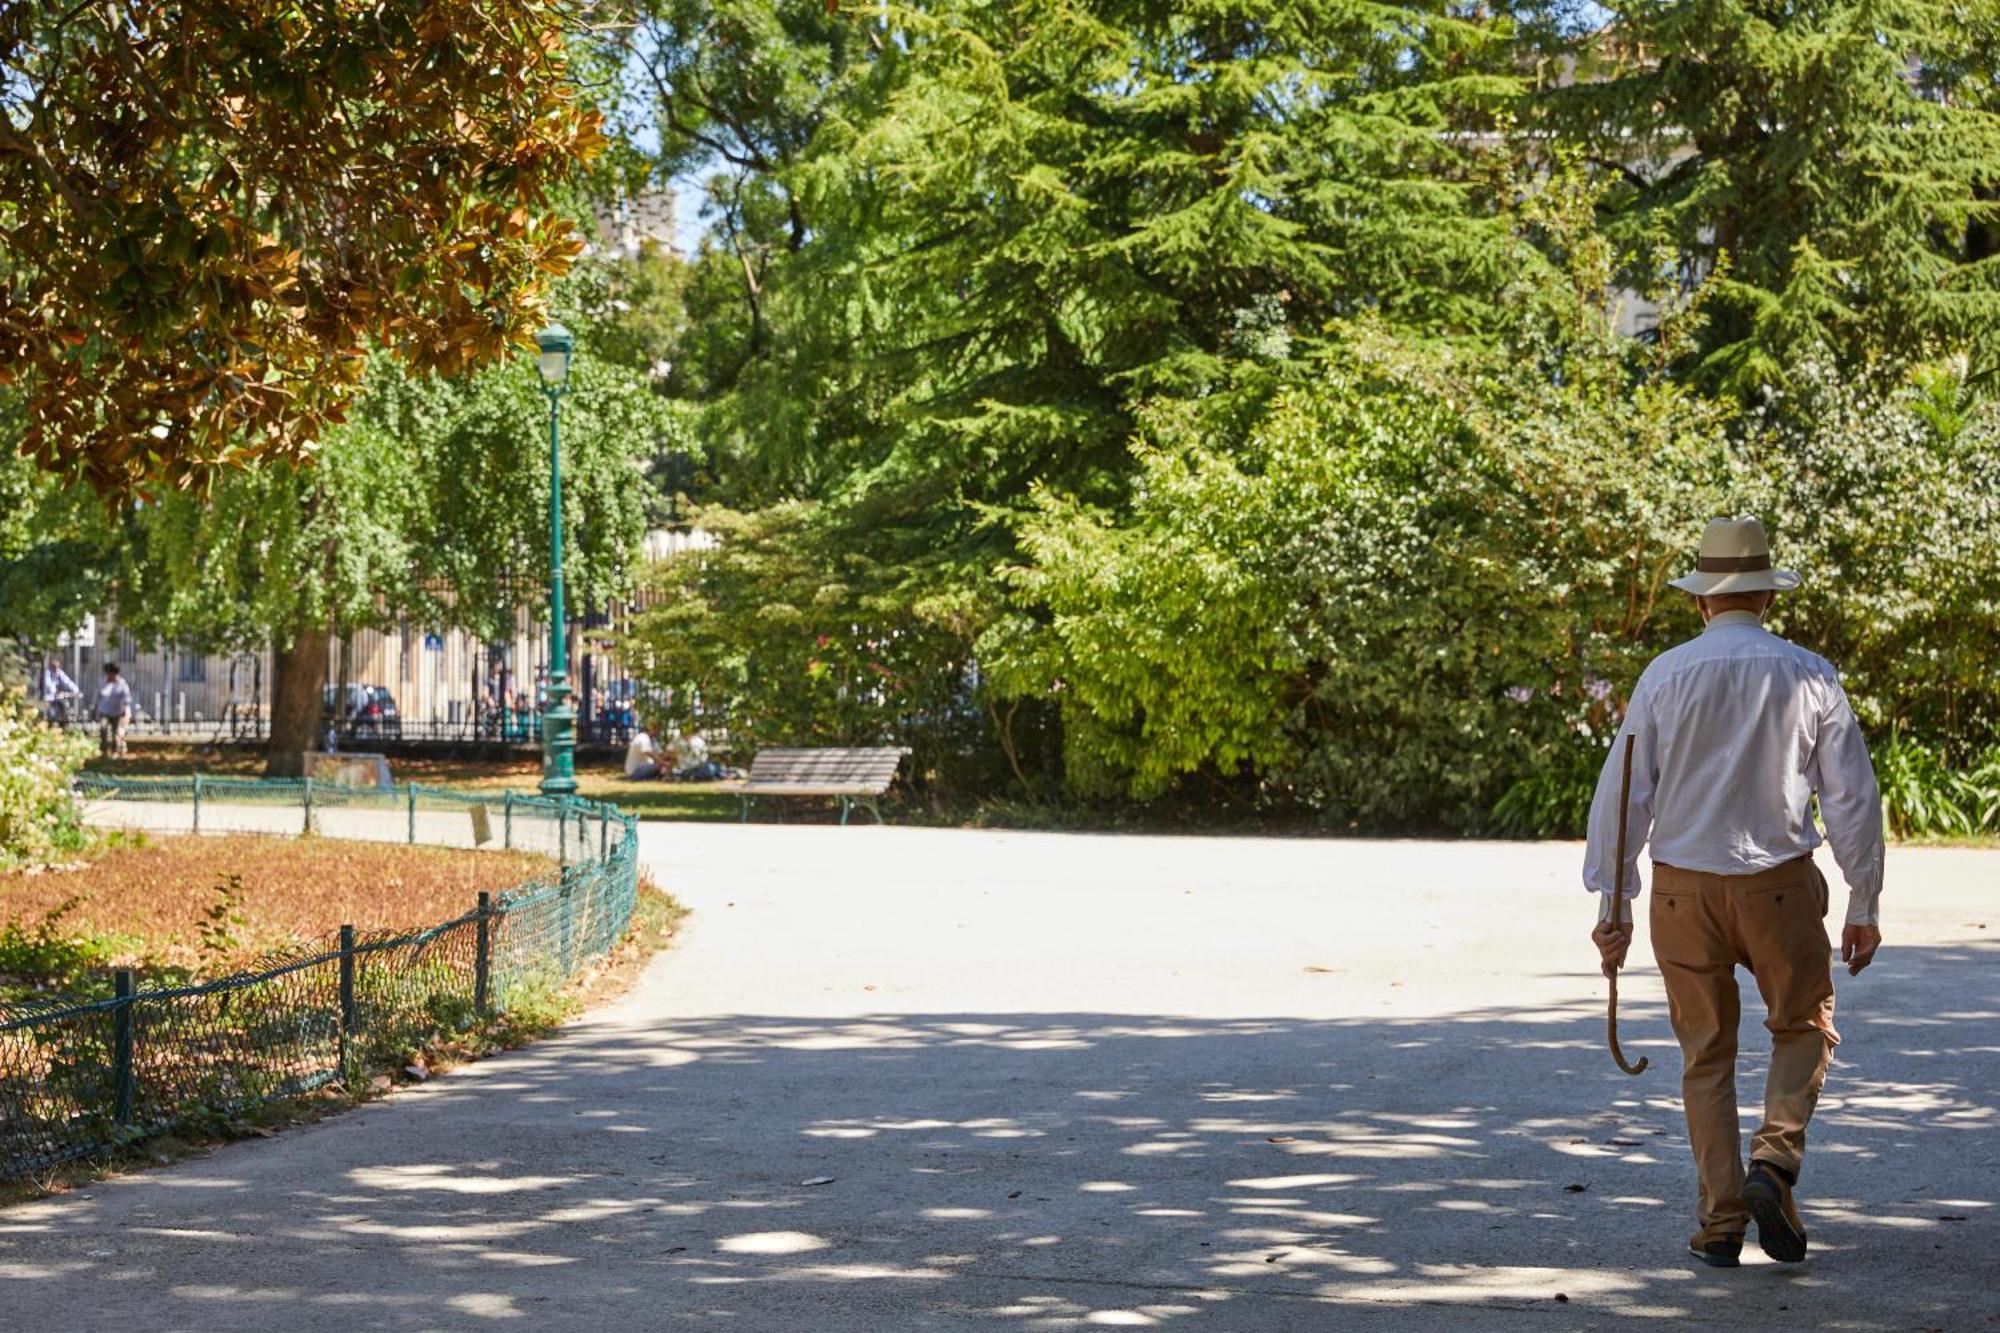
[2, 822, 1994, 1331]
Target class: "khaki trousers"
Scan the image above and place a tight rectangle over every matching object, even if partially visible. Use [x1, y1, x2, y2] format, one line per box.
[1650, 856, 1840, 1245]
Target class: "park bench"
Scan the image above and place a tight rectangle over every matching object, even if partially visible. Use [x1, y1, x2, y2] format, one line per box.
[717, 747, 910, 825]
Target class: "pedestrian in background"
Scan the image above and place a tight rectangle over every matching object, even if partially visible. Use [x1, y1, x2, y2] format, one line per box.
[39, 657, 80, 723]
[95, 662, 133, 759]
[1586, 516, 1883, 1270]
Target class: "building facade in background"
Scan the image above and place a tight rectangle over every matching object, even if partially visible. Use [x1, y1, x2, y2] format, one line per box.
[35, 529, 713, 745]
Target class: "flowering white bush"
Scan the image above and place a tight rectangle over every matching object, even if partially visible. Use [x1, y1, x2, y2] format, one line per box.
[1731, 361, 2000, 758]
[0, 693, 93, 865]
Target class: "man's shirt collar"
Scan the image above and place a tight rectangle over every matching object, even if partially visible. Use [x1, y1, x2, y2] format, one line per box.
[1703, 609, 1767, 634]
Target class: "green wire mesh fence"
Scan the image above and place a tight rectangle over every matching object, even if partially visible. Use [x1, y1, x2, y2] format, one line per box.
[0, 776, 639, 1180]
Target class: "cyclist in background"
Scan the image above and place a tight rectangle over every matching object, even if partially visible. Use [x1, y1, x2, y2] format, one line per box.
[39, 657, 80, 724]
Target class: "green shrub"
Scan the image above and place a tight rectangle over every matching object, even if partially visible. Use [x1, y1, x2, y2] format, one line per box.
[0, 693, 93, 866]
[624, 502, 1002, 797]
[992, 341, 2000, 833]
[1491, 744, 1606, 839]
[1733, 362, 2000, 759]
[0, 898, 126, 1003]
[993, 324, 1732, 827]
[1875, 737, 2000, 838]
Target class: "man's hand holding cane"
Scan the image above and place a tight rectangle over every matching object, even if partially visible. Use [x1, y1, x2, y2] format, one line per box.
[1593, 917, 1633, 978]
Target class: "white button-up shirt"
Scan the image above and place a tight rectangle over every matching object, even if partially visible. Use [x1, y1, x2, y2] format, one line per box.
[1583, 611, 1885, 926]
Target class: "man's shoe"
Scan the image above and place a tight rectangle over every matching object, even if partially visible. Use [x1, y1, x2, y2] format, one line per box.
[1743, 1161, 1809, 1262]
[1689, 1236, 1742, 1268]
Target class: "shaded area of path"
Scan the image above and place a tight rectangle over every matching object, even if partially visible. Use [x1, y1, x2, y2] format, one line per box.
[1, 828, 1994, 1330]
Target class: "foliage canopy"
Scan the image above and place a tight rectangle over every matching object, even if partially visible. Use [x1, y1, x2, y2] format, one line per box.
[0, 0, 604, 493]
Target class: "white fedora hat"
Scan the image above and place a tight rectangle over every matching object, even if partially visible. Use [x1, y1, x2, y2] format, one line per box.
[1668, 516, 1802, 595]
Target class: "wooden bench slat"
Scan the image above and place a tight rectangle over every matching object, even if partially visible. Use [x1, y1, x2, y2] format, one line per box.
[720, 747, 910, 810]
[744, 747, 907, 790]
[718, 781, 891, 796]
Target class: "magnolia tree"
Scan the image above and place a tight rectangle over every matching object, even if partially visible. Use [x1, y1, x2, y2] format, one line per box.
[0, 0, 603, 495]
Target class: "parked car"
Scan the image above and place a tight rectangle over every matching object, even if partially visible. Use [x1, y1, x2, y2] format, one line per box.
[322, 684, 403, 740]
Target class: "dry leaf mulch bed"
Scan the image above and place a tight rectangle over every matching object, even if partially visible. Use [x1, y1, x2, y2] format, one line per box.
[4, 834, 556, 973]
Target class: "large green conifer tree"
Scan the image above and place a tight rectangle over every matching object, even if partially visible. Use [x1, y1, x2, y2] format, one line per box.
[1540, 0, 2000, 387]
[627, 1, 1530, 773]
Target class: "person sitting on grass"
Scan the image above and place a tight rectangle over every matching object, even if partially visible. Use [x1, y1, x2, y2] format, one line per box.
[623, 717, 660, 782]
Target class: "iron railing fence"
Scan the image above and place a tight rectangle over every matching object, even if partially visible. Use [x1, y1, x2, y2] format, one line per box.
[54, 713, 639, 747]
[0, 777, 640, 1179]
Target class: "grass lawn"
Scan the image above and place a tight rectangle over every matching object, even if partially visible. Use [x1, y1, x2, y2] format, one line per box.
[85, 741, 2000, 843]
[2, 834, 555, 986]
[85, 743, 744, 822]
[0, 824, 687, 1198]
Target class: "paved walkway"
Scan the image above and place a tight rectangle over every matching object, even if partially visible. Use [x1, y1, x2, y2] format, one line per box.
[2, 825, 1995, 1331]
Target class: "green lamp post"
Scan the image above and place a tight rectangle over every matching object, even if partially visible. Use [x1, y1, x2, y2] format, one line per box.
[535, 322, 579, 797]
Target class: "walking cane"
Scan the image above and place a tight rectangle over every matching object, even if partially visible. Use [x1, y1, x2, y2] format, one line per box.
[1607, 733, 1649, 1076]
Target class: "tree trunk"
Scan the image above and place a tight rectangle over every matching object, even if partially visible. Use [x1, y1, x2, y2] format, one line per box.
[265, 621, 331, 777]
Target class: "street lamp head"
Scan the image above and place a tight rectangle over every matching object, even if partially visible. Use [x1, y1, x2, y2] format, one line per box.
[535, 322, 575, 391]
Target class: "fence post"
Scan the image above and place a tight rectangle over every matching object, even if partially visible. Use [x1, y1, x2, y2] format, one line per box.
[559, 876, 574, 976]
[303, 774, 314, 835]
[191, 772, 202, 834]
[558, 802, 567, 865]
[598, 805, 608, 862]
[338, 924, 356, 1076]
[407, 782, 417, 845]
[503, 791, 514, 850]
[474, 892, 492, 1017]
[112, 968, 136, 1127]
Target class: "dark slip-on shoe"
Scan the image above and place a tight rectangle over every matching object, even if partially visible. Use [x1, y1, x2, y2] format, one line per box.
[1689, 1237, 1743, 1268]
[1744, 1161, 1809, 1263]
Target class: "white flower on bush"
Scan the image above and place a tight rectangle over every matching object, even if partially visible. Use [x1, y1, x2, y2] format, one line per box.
[0, 695, 94, 865]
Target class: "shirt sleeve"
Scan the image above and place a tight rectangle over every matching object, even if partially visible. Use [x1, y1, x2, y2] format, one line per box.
[1582, 681, 1659, 902]
[1806, 677, 1885, 927]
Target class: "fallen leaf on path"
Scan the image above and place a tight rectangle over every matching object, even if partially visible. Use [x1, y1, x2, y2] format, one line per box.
[1564, 1183, 1588, 1193]
[799, 1177, 836, 1187]
[1266, 1136, 1298, 1144]
[1303, 966, 1334, 974]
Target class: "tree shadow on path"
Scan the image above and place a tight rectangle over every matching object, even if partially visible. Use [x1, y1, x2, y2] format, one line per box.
[0, 944, 1994, 1332]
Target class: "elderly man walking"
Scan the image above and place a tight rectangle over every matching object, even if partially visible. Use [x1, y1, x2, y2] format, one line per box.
[1584, 516, 1884, 1269]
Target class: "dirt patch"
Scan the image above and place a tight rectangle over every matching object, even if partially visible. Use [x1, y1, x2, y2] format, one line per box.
[4, 835, 555, 972]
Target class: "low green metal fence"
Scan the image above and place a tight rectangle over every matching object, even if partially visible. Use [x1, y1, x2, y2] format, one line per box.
[0, 776, 641, 1180]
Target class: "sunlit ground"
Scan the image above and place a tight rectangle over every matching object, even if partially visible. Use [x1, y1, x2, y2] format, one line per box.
[1, 826, 1992, 1331]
